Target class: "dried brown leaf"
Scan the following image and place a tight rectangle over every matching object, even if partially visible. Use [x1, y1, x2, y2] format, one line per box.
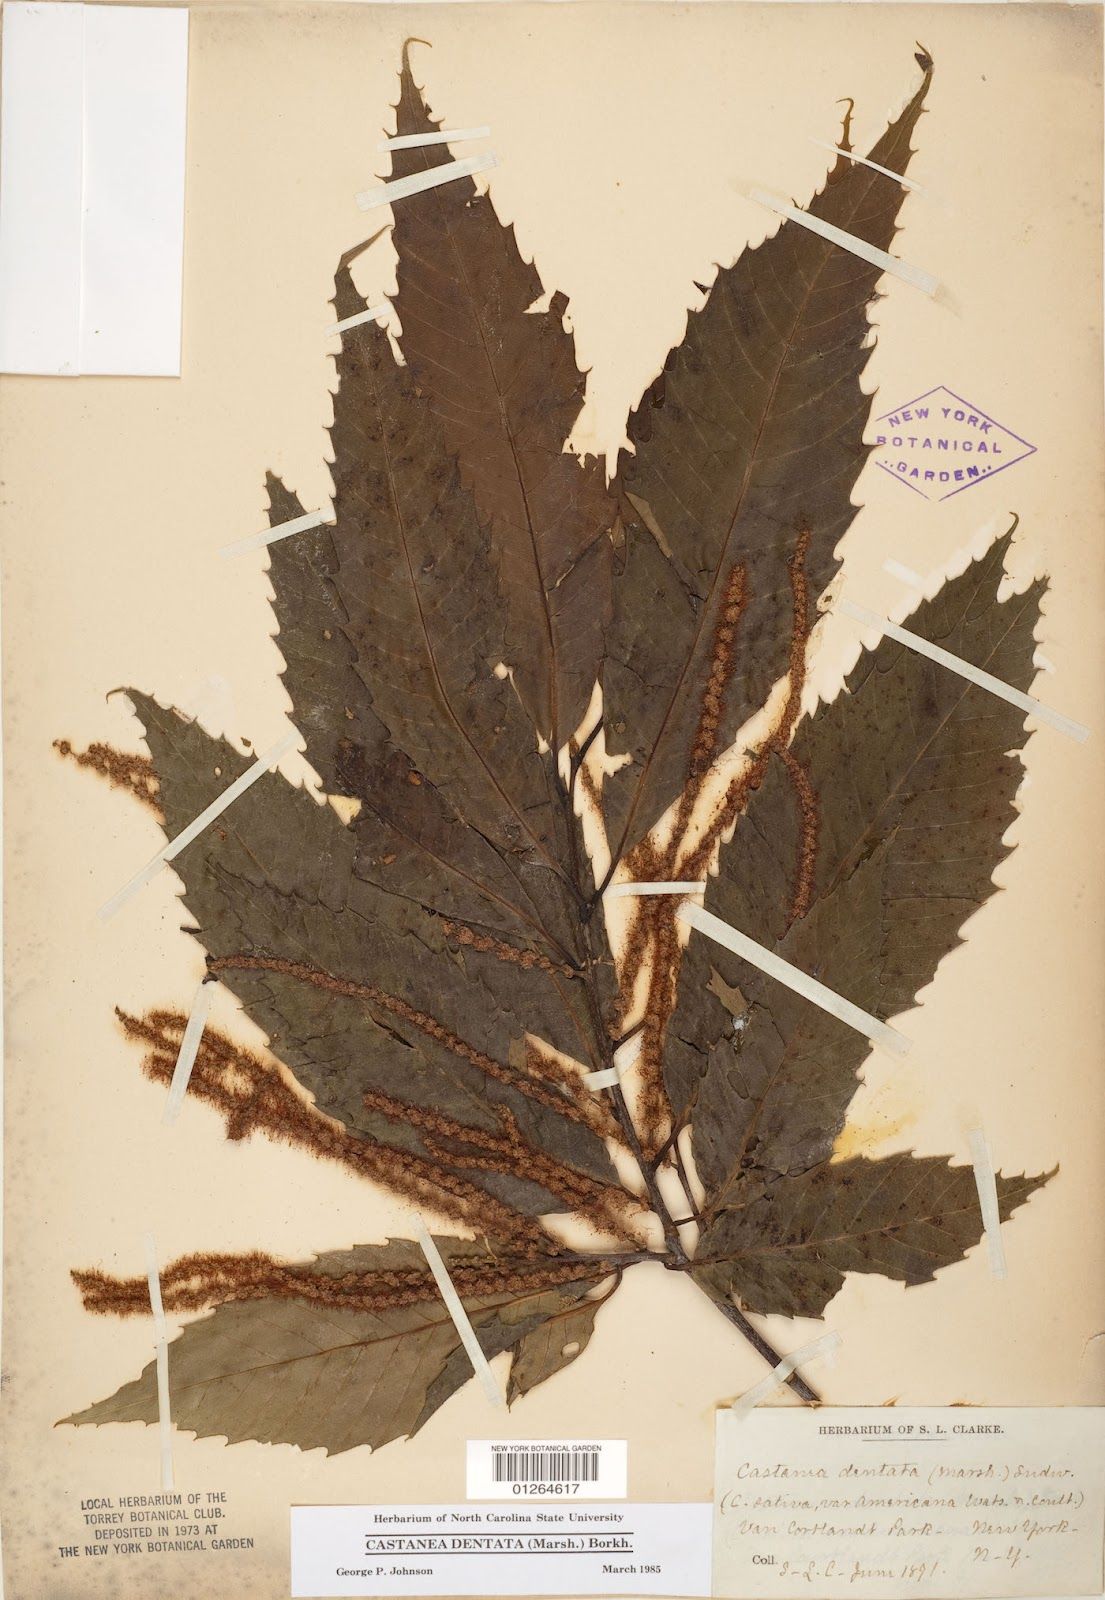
[127, 693, 619, 1216]
[388, 46, 614, 745]
[669, 534, 1047, 1215]
[506, 1285, 609, 1403]
[695, 1153, 1051, 1318]
[603, 62, 933, 857]
[61, 1240, 614, 1453]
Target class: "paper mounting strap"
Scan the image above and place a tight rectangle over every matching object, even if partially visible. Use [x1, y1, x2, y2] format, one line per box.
[356, 153, 497, 211]
[144, 1233, 174, 1488]
[809, 138, 925, 192]
[163, 978, 216, 1124]
[220, 509, 334, 559]
[415, 1220, 503, 1407]
[731, 1330, 842, 1419]
[604, 880, 707, 900]
[749, 188, 938, 295]
[98, 730, 298, 921]
[884, 558, 924, 588]
[968, 1128, 1007, 1280]
[327, 302, 391, 336]
[583, 1031, 643, 1090]
[677, 902, 910, 1057]
[839, 598, 1090, 743]
[378, 126, 490, 152]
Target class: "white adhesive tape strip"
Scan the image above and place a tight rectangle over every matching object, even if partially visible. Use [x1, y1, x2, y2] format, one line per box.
[604, 881, 707, 900]
[163, 979, 216, 1125]
[968, 1128, 1007, 1280]
[884, 557, 924, 588]
[143, 1233, 174, 1488]
[840, 597, 1090, 743]
[98, 730, 299, 921]
[356, 153, 498, 212]
[749, 188, 938, 295]
[583, 1031, 643, 1090]
[327, 302, 391, 337]
[677, 902, 910, 1057]
[377, 126, 490, 152]
[220, 509, 334, 560]
[583, 1065, 620, 1090]
[614, 1033, 644, 1073]
[808, 138, 925, 193]
[731, 1330, 842, 1419]
[415, 1220, 504, 1406]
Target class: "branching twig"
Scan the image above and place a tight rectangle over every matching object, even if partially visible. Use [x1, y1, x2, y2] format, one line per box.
[553, 737, 818, 1403]
[699, 1281, 821, 1404]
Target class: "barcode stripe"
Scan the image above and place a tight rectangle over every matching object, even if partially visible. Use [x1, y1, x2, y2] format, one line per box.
[492, 1449, 600, 1483]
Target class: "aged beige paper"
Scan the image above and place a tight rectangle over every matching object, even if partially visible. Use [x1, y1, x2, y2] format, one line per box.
[1, 4, 1103, 1597]
[714, 1409, 1105, 1599]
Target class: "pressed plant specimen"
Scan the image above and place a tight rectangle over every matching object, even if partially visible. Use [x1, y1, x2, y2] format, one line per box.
[60, 44, 1052, 1452]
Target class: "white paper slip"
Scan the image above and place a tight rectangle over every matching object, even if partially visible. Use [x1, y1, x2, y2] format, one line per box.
[0, 2, 82, 373]
[467, 1440, 627, 1501]
[290, 1502, 711, 1597]
[714, 1407, 1105, 1599]
[0, 2, 188, 376]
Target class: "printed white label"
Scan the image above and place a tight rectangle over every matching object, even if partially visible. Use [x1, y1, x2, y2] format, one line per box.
[290, 1502, 711, 1597]
[467, 1438, 627, 1500]
[714, 1406, 1105, 1599]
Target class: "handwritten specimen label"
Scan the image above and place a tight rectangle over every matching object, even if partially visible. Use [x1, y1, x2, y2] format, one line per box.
[714, 1408, 1105, 1599]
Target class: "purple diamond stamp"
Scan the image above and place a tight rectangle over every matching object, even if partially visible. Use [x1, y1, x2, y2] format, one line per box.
[870, 385, 1036, 503]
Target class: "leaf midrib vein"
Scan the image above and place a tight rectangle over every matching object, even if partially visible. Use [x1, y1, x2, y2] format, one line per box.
[702, 576, 1038, 1218]
[409, 142, 567, 745]
[612, 140, 902, 860]
[147, 1280, 593, 1395]
[359, 335, 568, 888]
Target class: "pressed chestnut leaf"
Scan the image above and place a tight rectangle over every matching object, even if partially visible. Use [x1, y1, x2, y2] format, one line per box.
[265, 469, 579, 962]
[603, 58, 933, 856]
[506, 1286, 611, 1403]
[128, 691, 619, 1217]
[307, 248, 571, 878]
[666, 532, 1046, 1217]
[694, 1154, 1052, 1319]
[63, 1241, 617, 1452]
[59, 45, 1055, 1454]
[388, 44, 614, 748]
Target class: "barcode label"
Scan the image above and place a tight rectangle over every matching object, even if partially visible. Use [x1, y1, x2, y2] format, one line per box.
[492, 1448, 599, 1483]
[467, 1439, 627, 1501]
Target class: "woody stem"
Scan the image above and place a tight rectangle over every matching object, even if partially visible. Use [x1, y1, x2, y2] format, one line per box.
[557, 756, 687, 1258]
[558, 750, 817, 1403]
[697, 1280, 821, 1404]
[670, 1138, 701, 1224]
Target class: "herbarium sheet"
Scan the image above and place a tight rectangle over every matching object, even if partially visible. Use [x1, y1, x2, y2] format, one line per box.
[1, 4, 1103, 1598]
